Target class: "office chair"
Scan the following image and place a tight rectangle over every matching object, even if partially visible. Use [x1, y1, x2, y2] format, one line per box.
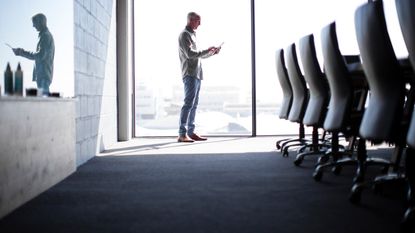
[275, 49, 297, 151]
[396, 0, 415, 229]
[293, 34, 331, 166]
[276, 49, 293, 121]
[280, 43, 311, 157]
[350, 0, 412, 208]
[312, 21, 393, 182]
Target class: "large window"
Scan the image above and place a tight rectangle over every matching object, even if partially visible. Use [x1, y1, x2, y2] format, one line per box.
[134, 0, 252, 136]
[134, 0, 408, 137]
[254, 0, 369, 135]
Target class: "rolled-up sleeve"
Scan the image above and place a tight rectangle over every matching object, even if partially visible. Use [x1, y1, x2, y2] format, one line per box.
[179, 32, 209, 59]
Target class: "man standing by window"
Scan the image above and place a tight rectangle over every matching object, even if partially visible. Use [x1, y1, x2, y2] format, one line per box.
[177, 12, 221, 143]
[13, 13, 55, 95]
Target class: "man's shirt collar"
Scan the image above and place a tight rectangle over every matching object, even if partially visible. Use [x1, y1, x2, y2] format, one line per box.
[185, 25, 194, 33]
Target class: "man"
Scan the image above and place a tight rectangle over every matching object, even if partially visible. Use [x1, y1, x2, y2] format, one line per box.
[177, 12, 221, 143]
[13, 13, 55, 95]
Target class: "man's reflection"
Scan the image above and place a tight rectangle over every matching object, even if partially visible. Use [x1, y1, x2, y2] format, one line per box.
[12, 13, 55, 95]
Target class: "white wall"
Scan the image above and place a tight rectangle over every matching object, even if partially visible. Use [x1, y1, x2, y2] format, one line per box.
[74, 0, 118, 166]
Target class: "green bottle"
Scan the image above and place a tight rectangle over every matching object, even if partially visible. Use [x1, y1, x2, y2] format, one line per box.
[14, 63, 23, 96]
[4, 63, 13, 95]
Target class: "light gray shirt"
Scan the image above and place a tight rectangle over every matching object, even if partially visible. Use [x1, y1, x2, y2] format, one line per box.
[178, 26, 212, 80]
[19, 28, 55, 83]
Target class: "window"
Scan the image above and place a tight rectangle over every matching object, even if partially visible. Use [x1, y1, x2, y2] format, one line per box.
[254, 0, 367, 135]
[134, 0, 251, 136]
[0, 0, 74, 97]
[134, 0, 407, 137]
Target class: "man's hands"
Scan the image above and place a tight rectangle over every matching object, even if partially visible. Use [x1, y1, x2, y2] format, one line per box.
[12, 48, 23, 56]
[208, 46, 221, 55]
[213, 46, 221, 54]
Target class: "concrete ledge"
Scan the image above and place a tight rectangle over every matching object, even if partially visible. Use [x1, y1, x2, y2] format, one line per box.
[0, 97, 76, 218]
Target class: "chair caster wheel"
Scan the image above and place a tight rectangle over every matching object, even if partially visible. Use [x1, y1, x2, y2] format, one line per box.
[349, 184, 363, 204]
[276, 143, 281, 150]
[294, 157, 303, 166]
[282, 150, 289, 157]
[332, 165, 342, 175]
[313, 169, 323, 182]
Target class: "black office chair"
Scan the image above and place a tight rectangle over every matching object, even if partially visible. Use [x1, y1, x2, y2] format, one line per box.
[275, 49, 296, 151]
[293, 34, 331, 166]
[276, 49, 293, 121]
[396, 0, 415, 229]
[312, 21, 391, 182]
[350, 0, 410, 206]
[280, 43, 310, 156]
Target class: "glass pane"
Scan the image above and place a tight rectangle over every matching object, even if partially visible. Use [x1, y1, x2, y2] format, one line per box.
[0, 0, 74, 97]
[134, 0, 251, 136]
[254, 0, 367, 135]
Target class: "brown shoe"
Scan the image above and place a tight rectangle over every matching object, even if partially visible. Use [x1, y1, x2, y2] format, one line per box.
[188, 133, 207, 141]
[177, 135, 194, 143]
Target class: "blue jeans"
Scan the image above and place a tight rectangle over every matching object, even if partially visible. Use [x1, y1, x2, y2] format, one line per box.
[37, 78, 51, 95]
[179, 76, 201, 136]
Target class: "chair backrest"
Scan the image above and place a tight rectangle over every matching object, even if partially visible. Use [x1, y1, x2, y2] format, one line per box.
[355, 0, 406, 141]
[275, 49, 293, 119]
[320, 22, 353, 132]
[285, 43, 308, 123]
[299, 34, 330, 127]
[396, 0, 415, 69]
[395, 0, 415, 147]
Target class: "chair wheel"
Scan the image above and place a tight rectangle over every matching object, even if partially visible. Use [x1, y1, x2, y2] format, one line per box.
[332, 165, 342, 175]
[276, 143, 281, 150]
[282, 150, 289, 157]
[294, 157, 303, 166]
[313, 169, 323, 181]
[349, 184, 363, 204]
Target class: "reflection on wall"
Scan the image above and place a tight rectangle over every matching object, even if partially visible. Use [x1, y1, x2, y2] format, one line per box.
[0, 0, 74, 97]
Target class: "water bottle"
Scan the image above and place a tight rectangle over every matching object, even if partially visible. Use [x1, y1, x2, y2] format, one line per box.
[4, 63, 13, 95]
[14, 63, 23, 96]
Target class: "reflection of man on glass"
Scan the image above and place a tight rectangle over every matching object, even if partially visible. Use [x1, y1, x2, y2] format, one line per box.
[177, 12, 221, 143]
[13, 13, 55, 95]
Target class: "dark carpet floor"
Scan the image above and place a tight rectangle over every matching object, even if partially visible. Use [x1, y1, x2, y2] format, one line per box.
[0, 145, 411, 233]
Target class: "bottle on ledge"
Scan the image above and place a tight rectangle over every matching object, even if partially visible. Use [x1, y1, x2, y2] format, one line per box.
[4, 63, 13, 95]
[14, 63, 23, 96]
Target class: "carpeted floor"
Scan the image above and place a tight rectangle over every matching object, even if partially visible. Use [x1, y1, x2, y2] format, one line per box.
[0, 137, 411, 233]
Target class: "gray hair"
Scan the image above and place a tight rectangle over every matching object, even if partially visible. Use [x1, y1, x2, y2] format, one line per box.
[32, 13, 47, 28]
[187, 12, 200, 22]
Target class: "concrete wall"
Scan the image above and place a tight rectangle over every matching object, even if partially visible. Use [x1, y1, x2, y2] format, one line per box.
[74, 0, 118, 166]
[0, 97, 76, 218]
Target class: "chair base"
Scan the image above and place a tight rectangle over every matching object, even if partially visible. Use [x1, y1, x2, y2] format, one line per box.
[293, 143, 331, 166]
[313, 138, 393, 182]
